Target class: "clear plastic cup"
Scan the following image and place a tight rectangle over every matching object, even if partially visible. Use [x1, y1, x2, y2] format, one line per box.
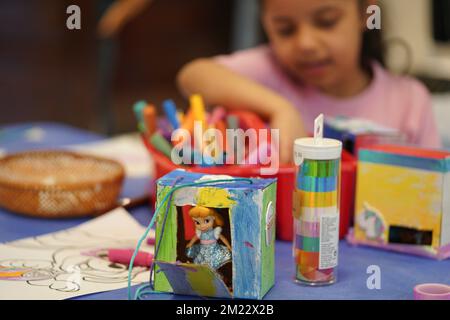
[292, 114, 342, 286]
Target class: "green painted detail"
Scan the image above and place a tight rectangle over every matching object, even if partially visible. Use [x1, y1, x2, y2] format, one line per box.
[185, 266, 217, 297]
[154, 185, 178, 293]
[260, 182, 276, 298]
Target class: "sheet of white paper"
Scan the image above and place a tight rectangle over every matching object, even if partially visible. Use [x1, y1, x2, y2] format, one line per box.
[69, 133, 154, 178]
[0, 208, 154, 300]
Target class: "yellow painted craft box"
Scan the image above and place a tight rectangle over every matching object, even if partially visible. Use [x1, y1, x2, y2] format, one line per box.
[350, 145, 450, 260]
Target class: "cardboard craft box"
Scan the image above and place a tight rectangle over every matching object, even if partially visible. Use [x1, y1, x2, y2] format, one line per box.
[324, 117, 406, 155]
[153, 170, 277, 299]
[351, 145, 450, 260]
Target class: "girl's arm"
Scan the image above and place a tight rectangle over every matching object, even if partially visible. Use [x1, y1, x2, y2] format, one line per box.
[186, 235, 199, 248]
[177, 58, 307, 164]
[219, 234, 232, 251]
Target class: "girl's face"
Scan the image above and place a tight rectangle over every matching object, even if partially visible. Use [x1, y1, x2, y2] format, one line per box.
[262, 0, 367, 94]
[193, 216, 214, 232]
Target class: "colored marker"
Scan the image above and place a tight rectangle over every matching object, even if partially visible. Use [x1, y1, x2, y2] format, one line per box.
[226, 115, 239, 130]
[108, 249, 153, 267]
[163, 99, 180, 130]
[133, 100, 147, 130]
[158, 118, 173, 141]
[209, 106, 226, 125]
[137, 122, 146, 134]
[173, 109, 194, 146]
[190, 94, 207, 126]
[181, 109, 194, 133]
[190, 94, 207, 151]
[150, 132, 173, 158]
[143, 104, 157, 135]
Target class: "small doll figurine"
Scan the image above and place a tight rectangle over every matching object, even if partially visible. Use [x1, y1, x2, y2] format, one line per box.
[186, 206, 232, 270]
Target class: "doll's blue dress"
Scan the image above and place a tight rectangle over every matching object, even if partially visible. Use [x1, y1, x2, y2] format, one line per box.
[186, 227, 231, 270]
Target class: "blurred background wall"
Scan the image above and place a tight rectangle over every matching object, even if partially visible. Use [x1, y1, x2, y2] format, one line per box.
[0, 0, 234, 134]
[381, 0, 450, 78]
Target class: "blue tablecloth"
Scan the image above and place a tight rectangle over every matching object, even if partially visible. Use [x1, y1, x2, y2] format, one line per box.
[0, 122, 449, 300]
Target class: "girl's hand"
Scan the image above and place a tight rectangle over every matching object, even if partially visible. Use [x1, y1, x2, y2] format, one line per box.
[270, 103, 307, 164]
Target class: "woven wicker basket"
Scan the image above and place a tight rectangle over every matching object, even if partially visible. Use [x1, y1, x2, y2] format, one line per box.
[0, 150, 125, 218]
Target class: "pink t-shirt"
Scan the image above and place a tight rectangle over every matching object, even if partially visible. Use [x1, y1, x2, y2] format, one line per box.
[215, 45, 441, 149]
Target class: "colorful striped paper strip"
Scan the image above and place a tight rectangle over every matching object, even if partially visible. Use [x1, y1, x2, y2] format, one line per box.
[298, 190, 338, 207]
[297, 175, 337, 192]
[296, 220, 320, 238]
[295, 235, 320, 252]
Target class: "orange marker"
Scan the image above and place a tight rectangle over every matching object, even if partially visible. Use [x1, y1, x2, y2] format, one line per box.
[181, 108, 195, 133]
[143, 105, 157, 135]
[172, 109, 194, 147]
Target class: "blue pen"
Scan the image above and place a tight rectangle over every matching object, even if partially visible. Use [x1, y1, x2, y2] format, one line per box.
[163, 99, 180, 130]
[133, 100, 147, 130]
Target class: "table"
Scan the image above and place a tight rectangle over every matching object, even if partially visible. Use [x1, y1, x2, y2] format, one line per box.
[1, 122, 449, 300]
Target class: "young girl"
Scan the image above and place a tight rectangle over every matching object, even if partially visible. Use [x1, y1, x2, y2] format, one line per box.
[177, 0, 441, 164]
[186, 206, 232, 270]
